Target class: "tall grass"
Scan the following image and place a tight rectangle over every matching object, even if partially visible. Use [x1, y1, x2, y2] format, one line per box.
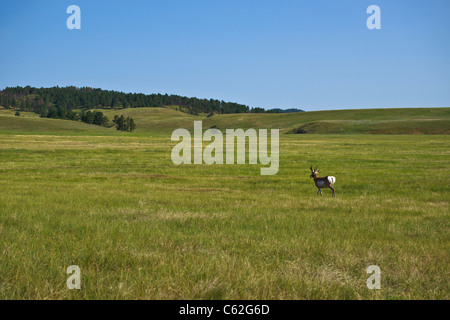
[0, 133, 448, 299]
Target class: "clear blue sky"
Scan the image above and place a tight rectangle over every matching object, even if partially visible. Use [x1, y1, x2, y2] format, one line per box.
[0, 0, 449, 111]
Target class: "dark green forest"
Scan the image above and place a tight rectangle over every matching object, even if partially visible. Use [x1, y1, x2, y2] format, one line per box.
[0, 86, 304, 116]
[0, 86, 249, 115]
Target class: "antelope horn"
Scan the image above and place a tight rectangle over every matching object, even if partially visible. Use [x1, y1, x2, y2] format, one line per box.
[310, 166, 313, 171]
[314, 165, 318, 171]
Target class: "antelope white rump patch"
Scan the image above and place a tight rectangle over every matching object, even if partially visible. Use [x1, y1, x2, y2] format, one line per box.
[328, 176, 336, 184]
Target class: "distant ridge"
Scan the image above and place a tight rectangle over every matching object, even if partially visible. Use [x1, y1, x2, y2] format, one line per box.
[266, 108, 305, 113]
[1, 106, 449, 135]
[0, 86, 296, 117]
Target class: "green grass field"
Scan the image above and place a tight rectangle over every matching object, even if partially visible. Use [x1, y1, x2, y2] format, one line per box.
[3, 106, 450, 135]
[91, 106, 450, 134]
[0, 107, 448, 299]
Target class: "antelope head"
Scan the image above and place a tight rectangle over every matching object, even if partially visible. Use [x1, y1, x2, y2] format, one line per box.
[309, 165, 318, 178]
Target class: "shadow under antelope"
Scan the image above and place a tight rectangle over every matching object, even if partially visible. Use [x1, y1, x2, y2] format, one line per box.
[309, 166, 336, 197]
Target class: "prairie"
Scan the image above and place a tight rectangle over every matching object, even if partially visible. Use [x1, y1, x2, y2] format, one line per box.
[0, 107, 448, 299]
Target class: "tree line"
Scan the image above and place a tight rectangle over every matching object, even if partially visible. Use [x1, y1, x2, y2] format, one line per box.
[0, 86, 251, 115]
[0, 86, 304, 116]
[40, 106, 135, 132]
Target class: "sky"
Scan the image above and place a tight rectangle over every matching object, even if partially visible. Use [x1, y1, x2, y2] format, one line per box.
[0, 0, 449, 111]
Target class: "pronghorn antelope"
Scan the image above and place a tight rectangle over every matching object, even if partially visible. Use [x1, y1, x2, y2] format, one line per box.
[310, 166, 336, 197]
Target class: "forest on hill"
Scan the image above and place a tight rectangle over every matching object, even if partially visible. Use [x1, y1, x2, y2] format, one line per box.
[0, 86, 302, 116]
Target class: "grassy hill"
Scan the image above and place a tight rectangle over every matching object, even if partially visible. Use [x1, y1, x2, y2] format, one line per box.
[2, 107, 449, 135]
[204, 107, 450, 134]
[0, 109, 118, 135]
[91, 107, 202, 134]
[97, 107, 450, 135]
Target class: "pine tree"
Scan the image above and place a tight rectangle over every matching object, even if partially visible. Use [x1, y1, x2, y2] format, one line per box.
[116, 115, 125, 131]
[129, 118, 136, 132]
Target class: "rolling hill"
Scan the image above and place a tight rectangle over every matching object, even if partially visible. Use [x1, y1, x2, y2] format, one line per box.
[1, 107, 449, 135]
[203, 107, 450, 134]
[0, 109, 116, 135]
[95, 107, 450, 135]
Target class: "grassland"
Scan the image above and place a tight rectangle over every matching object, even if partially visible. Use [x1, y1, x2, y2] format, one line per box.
[3, 107, 450, 135]
[0, 110, 115, 136]
[0, 107, 449, 299]
[91, 106, 450, 135]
